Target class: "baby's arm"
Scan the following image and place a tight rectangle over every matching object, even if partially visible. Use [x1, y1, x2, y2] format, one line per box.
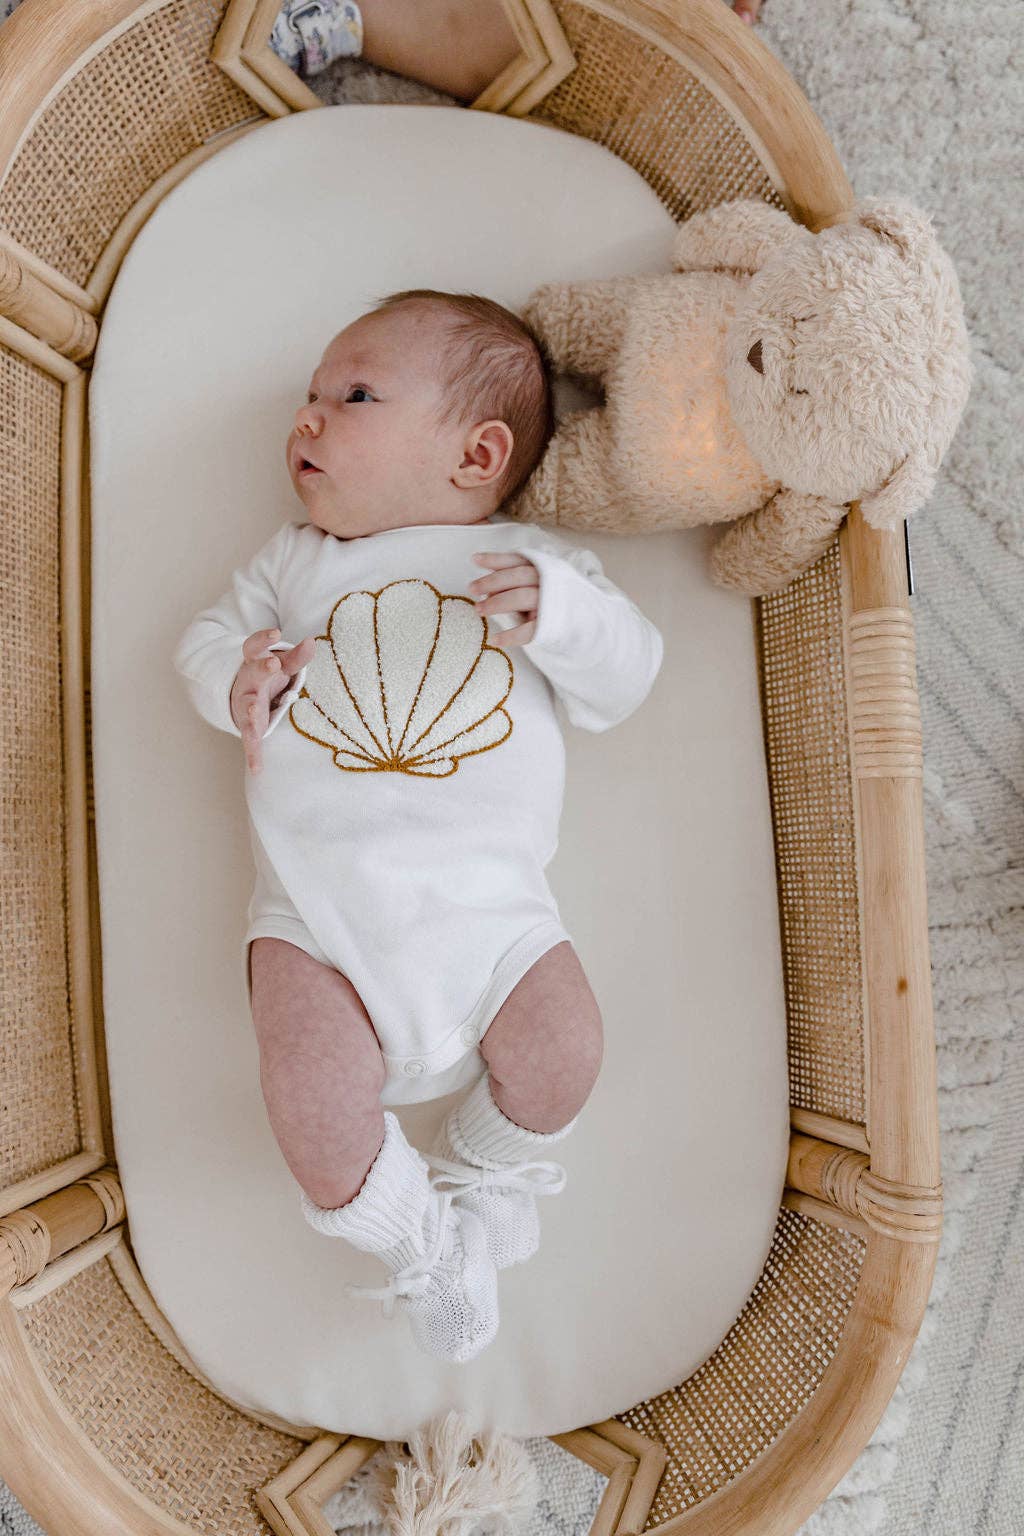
[172, 522, 313, 767]
[505, 538, 664, 733]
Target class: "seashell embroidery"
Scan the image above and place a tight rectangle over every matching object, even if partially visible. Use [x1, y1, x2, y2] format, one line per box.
[290, 578, 514, 777]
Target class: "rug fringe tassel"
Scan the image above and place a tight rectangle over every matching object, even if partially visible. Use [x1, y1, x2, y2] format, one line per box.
[364, 1410, 540, 1536]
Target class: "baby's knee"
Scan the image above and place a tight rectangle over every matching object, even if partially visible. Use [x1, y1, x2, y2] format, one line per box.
[563, 1000, 604, 1093]
[485, 994, 603, 1121]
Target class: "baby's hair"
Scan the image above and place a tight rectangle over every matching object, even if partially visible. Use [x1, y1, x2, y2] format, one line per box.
[366, 289, 555, 508]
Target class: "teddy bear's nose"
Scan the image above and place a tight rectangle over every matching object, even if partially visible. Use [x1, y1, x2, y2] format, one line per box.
[747, 339, 764, 375]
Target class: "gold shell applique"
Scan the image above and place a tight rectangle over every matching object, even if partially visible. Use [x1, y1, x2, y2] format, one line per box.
[289, 578, 514, 777]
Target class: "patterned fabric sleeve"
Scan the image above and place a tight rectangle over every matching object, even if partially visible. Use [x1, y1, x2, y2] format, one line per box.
[269, 0, 363, 78]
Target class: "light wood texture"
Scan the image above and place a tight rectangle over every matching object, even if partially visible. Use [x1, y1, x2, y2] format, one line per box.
[781, 1188, 871, 1239]
[211, 0, 292, 115]
[552, 1420, 668, 1536]
[255, 1417, 665, 1536]
[787, 1133, 941, 1242]
[0, 229, 98, 313]
[255, 1434, 356, 1536]
[573, 0, 853, 226]
[790, 1108, 870, 1154]
[0, 311, 79, 382]
[240, 0, 319, 111]
[0, 0, 152, 173]
[0, 1152, 107, 1225]
[475, 0, 577, 116]
[0, 243, 96, 358]
[841, 509, 942, 1191]
[0, 1292, 201, 1536]
[648, 1234, 937, 1534]
[214, 0, 575, 117]
[61, 373, 111, 1171]
[0, 1169, 124, 1298]
[8, 1227, 125, 1307]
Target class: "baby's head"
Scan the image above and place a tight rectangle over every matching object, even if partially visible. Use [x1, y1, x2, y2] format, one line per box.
[286, 290, 554, 541]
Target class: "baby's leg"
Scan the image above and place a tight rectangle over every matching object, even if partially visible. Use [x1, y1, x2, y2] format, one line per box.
[249, 938, 386, 1209]
[479, 941, 604, 1134]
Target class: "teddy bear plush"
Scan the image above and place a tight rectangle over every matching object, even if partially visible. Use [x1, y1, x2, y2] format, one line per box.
[504, 197, 973, 595]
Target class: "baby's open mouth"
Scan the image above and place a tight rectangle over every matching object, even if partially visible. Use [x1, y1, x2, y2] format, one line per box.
[298, 459, 322, 476]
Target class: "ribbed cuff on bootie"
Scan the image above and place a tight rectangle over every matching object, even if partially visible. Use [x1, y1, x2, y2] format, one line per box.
[449, 1071, 579, 1169]
[299, 1111, 436, 1273]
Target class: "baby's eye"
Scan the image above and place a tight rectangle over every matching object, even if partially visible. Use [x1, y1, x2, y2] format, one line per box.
[346, 387, 373, 403]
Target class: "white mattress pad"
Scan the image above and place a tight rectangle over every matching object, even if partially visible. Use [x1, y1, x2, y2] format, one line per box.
[88, 103, 789, 1439]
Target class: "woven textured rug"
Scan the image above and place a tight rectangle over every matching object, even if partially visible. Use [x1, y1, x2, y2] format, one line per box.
[1, 3, 1020, 1534]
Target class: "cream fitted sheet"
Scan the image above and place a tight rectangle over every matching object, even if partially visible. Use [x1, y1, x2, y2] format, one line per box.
[89, 103, 790, 1439]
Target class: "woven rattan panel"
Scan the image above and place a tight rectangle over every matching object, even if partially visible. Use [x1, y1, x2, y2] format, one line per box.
[18, 1255, 305, 1533]
[0, 1, 260, 291]
[615, 1207, 865, 1523]
[531, 2, 787, 220]
[1, 342, 81, 1190]
[759, 541, 865, 1122]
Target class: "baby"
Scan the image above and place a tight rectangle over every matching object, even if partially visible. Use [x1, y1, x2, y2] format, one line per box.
[173, 290, 664, 1364]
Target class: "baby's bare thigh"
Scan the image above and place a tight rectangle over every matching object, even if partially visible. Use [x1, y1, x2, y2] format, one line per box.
[248, 938, 386, 1096]
[480, 941, 603, 1090]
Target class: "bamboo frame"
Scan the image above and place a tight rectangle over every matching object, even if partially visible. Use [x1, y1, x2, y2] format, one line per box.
[256, 1419, 666, 1536]
[0, 1, 942, 1532]
[213, 0, 577, 117]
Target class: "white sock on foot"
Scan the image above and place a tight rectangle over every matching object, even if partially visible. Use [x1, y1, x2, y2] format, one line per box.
[424, 1073, 576, 1270]
[300, 1110, 500, 1362]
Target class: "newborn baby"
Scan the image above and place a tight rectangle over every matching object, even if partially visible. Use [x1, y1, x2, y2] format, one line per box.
[173, 291, 663, 1363]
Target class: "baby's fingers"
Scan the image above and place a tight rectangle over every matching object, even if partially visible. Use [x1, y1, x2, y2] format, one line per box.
[242, 627, 281, 662]
[278, 635, 316, 671]
[488, 617, 537, 650]
[242, 694, 269, 775]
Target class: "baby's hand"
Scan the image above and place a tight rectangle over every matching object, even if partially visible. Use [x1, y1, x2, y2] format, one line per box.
[469, 552, 539, 648]
[230, 627, 315, 775]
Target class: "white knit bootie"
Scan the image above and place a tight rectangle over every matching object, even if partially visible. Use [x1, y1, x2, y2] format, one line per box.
[300, 1110, 499, 1363]
[422, 1072, 576, 1271]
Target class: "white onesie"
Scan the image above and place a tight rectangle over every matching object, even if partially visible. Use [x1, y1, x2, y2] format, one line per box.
[173, 514, 664, 1104]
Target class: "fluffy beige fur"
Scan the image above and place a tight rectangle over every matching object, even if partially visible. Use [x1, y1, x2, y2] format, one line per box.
[505, 197, 973, 595]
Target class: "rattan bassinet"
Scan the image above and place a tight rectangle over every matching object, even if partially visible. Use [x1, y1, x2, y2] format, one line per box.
[0, 1, 943, 1532]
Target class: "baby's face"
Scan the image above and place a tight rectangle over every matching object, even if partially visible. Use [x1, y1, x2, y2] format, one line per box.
[286, 308, 492, 541]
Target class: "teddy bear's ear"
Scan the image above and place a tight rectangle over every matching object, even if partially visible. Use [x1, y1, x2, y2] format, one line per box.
[858, 448, 935, 531]
[671, 200, 806, 275]
[850, 198, 939, 261]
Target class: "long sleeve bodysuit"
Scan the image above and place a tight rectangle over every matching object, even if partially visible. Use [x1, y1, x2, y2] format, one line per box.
[173, 514, 664, 1104]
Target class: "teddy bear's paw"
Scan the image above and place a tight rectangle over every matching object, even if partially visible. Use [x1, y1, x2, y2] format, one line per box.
[522, 278, 636, 381]
[709, 490, 847, 595]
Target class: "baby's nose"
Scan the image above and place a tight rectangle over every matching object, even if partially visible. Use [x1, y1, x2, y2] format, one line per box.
[294, 410, 319, 436]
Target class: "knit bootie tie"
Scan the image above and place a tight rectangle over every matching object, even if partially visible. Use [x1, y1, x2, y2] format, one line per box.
[300, 1110, 499, 1363]
[422, 1072, 576, 1271]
